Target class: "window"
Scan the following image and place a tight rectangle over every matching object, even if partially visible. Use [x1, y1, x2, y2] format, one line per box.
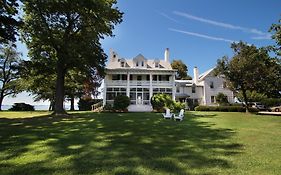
[141, 61, 144, 66]
[176, 86, 180, 93]
[210, 81, 214, 89]
[146, 75, 150, 81]
[223, 81, 227, 88]
[159, 75, 162, 81]
[143, 88, 149, 92]
[121, 61, 125, 67]
[166, 88, 172, 92]
[112, 75, 119, 80]
[136, 62, 139, 67]
[130, 74, 133, 80]
[106, 92, 116, 100]
[137, 75, 142, 81]
[211, 96, 215, 103]
[153, 75, 157, 81]
[130, 88, 136, 92]
[113, 54, 116, 58]
[192, 85, 196, 93]
[121, 74, 127, 80]
[155, 62, 159, 68]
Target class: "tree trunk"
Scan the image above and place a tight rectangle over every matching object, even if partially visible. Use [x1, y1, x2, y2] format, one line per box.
[0, 90, 5, 111]
[0, 96, 3, 111]
[54, 60, 67, 115]
[241, 87, 249, 113]
[49, 100, 55, 111]
[70, 95, 75, 111]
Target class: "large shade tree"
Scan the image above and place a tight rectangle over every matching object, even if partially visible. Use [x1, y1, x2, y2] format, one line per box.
[20, 59, 102, 111]
[21, 0, 123, 114]
[0, 43, 22, 110]
[215, 41, 281, 112]
[0, 0, 21, 43]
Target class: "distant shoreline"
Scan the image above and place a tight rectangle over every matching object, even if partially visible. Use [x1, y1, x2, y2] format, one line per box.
[1, 105, 78, 111]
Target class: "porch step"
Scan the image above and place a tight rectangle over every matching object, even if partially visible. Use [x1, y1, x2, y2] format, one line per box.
[128, 105, 153, 112]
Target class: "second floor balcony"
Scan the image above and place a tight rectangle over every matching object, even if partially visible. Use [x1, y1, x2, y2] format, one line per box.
[106, 80, 173, 87]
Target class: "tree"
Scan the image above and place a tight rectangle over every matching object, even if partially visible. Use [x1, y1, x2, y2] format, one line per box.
[0, 43, 22, 110]
[20, 60, 100, 111]
[215, 41, 280, 112]
[269, 18, 281, 57]
[236, 90, 267, 103]
[22, 0, 123, 114]
[215, 93, 228, 106]
[0, 0, 21, 43]
[171, 60, 192, 80]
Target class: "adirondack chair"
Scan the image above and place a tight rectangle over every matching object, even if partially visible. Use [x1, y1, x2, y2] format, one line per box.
[162, 108, 173, 119]
[174, 109, 184, 121]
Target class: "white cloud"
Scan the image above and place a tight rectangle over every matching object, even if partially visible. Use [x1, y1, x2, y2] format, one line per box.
[169, 28, 236, 43]
[173, 11, 271, 40]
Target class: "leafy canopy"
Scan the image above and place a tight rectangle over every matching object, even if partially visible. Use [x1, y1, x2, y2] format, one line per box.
[171, 60, 192, 80]
[21, 0, 123, 114]
[215, 41, 281, 111]
[0, 43, 23, 110]
[0, 0, 21, 43]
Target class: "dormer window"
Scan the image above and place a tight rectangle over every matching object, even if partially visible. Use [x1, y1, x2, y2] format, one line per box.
[121, 61, 125, 67]
[155, 62, 159, 68]
[141, 61, 144, 67]
[113, 54, 116, 58]
[136, 62, 139, 67]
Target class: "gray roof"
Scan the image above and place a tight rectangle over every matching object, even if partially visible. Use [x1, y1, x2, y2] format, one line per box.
[106, 52, 173, 70]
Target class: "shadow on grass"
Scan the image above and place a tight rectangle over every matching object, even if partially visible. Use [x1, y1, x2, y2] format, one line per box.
[0, 112, 243, 175]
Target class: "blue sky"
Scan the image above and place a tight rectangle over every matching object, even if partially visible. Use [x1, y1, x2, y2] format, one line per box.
[4, 0, 281, 105]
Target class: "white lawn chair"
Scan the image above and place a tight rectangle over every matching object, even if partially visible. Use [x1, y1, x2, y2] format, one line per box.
[162, 108, 173, 119]
[174, 109, 184, 121]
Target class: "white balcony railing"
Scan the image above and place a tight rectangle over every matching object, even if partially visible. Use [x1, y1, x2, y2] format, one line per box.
[105, 80, 173, 86]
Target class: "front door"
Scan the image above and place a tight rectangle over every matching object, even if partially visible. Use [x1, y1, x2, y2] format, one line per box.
[137, 93, 142, 105]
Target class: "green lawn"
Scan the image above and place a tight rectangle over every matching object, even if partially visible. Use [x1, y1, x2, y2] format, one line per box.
[0, 111, 280, 175]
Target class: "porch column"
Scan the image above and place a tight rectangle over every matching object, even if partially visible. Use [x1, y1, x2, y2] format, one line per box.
[149, 73, 153, 103]
[172, 73, 176, 100]
[103, 77, 107, 106]
[126, 72, 130, 97]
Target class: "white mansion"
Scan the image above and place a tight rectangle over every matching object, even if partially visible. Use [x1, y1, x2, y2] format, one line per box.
[103, 49, 234, 111]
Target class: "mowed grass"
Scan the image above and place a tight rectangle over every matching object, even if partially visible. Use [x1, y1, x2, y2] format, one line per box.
[0, 111, 280, 175]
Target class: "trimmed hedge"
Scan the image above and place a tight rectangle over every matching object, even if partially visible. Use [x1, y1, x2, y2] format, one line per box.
[113, 95, 130, 111]
[194, 105, 259, 112]
[9, 103, 35, 111]
[78, 98, 102, 111]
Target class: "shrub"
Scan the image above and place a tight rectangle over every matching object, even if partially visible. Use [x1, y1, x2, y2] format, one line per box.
[9, 103, 35, 111]
[186, 98, 199, 110]
[150, 94, 173, 112]
[113, 95, 130, 111]
[103, 103, 113, 111]
[171, 101, 185, 113]
[194, 105, 258, 113]
[216, 93, 229, 105]
[261, 98, 281, 107]
[248, 107, 259, 113]
[78, 98, 102, 111]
